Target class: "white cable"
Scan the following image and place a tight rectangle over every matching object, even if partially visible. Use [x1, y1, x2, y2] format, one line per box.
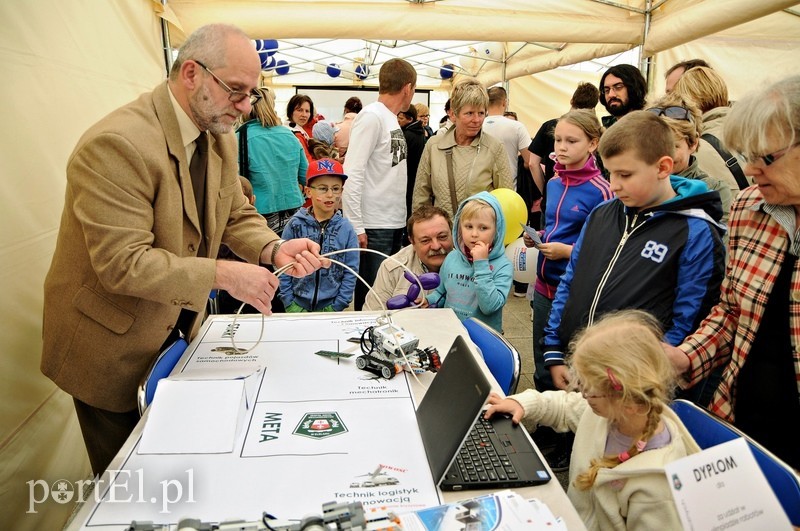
[227, 246, 433, 387]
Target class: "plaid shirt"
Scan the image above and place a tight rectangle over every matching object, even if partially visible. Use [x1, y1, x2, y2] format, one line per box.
[679, 186, 800, 421]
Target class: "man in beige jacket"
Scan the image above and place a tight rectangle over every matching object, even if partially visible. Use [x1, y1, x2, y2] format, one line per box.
[42, 24, 327, 475]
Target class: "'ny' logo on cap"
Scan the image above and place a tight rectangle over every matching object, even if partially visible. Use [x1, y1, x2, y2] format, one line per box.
[317, 159, 336, 173]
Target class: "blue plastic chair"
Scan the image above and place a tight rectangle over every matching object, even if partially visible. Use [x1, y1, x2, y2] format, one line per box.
[462, 317, 520, 395]
[137, 333, 189, 415]
[671, 399, 800, 526]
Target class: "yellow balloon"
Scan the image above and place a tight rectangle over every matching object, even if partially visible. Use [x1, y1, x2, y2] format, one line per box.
[490, 188, 527, 246]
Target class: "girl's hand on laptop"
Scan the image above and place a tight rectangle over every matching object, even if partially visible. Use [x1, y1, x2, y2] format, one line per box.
[484, 392, 524, 424]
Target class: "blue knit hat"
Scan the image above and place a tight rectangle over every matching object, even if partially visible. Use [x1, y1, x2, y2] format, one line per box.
[312, 121, 337, 146]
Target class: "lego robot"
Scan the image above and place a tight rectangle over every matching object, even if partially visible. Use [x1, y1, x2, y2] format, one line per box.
[356, 320, 441, 379]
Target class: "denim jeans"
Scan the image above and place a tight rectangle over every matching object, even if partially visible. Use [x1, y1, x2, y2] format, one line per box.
[354, 228, 404, 310]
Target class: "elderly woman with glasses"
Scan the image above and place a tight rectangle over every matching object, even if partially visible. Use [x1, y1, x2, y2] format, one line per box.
[411, 78, 513, 218]
[665, 75, 800, 471]
[647, 94, 733, 224]
[236, 87, 308, 235]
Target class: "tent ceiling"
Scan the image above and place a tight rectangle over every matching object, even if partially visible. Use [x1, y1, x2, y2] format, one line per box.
[161, 0, 800, 85]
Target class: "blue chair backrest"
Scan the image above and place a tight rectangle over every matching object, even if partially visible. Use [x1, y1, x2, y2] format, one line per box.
[462, 317, 520, 395]
[671, 399, 800, 525]
[138, 336, 189, 415]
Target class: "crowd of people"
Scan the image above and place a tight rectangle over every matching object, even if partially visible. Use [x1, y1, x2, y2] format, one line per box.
[42, 21, 800, 530]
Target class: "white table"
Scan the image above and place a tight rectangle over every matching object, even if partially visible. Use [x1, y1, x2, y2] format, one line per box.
[66, 309, 585, 530]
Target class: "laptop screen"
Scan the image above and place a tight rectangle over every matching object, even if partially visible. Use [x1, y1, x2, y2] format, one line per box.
[415, 335, 492, 484]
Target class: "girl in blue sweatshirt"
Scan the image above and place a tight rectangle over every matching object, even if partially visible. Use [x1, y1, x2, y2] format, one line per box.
[427, 191, 512, 332]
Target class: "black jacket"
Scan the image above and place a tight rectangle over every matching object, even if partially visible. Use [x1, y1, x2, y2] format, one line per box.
[543, 177, 727, 366]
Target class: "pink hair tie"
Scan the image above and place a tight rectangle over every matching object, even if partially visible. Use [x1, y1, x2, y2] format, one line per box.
[619, 440, 647, 463]
[606, 368, 623, 391]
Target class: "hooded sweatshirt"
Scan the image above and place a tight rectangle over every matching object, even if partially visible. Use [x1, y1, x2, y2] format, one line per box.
[427, 191, 513, 332]
[544, 176, 726, 366]
[535, 155, 613, 299]
[280, 207, 359, 311]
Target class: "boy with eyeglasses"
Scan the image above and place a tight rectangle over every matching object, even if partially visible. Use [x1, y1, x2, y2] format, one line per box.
[280, 158, 359, 312]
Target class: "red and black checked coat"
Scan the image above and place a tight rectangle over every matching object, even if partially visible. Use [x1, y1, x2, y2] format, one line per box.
[680, 186, 800, 421]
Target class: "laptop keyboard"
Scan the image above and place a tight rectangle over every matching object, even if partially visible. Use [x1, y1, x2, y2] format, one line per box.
[450, 417, 520, 483]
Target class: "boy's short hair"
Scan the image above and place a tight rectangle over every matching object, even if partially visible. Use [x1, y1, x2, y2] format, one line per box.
[459, 198, 495, 222]
[599, 111, 675, 164]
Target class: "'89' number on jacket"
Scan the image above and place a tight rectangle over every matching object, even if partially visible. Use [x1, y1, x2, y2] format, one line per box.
[641, 240, 668, 263]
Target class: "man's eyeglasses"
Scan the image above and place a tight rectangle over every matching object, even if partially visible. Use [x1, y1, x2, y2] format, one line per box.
[195, 60, 261, 106]
[420, 114, 430, 118]
[308, 185, 343, 195]
[739, 142, 800, 167]
[602, 82, 626, 95]
[647, 106, 693, 122]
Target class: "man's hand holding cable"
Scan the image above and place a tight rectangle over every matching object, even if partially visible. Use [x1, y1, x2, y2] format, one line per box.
[266, 238, 331, 277]
[214, 260, 278, 315]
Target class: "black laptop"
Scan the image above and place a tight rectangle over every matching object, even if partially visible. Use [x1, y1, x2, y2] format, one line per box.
[416, 335, 552, 491]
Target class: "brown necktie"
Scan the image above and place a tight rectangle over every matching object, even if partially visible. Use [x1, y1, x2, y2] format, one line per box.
[189, 133, 208, 257]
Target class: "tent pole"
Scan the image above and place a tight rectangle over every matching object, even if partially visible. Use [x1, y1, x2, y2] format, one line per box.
[639, 0, 654, 92]
[160, 1, 173, 77]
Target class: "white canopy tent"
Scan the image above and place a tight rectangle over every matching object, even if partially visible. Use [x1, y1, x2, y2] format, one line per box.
[1, 1, 798, 528]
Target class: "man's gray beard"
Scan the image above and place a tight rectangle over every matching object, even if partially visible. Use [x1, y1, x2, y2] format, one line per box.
[189, 86, 234, 135]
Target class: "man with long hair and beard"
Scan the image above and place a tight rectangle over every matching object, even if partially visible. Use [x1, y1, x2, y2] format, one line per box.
[598, 64, 648, 128]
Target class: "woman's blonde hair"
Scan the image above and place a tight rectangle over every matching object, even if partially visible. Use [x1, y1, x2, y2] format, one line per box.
[567, 310, 677, 490]
[672, 66, 728, 113]
[450, 77, 489, 116]
[307, 138, 340, 161]
[648, 93, 703, 148]
[723, 75, 800, 162]
[245, 87, 281, 127]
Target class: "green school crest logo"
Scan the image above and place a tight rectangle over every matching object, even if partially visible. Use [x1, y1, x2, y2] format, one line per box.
[294, 412, 348, 440]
